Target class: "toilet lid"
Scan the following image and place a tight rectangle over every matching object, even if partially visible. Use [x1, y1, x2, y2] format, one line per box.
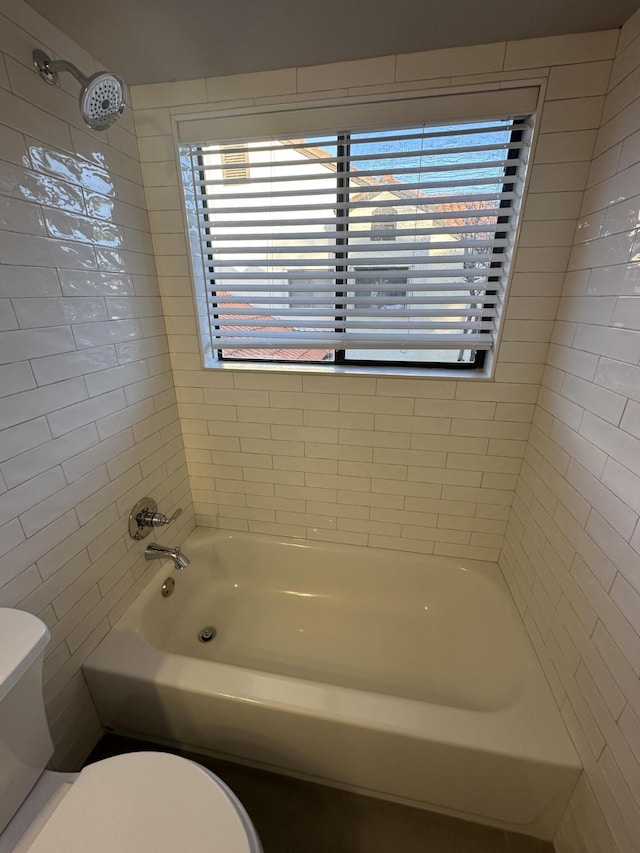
[27, 752, 261, 852]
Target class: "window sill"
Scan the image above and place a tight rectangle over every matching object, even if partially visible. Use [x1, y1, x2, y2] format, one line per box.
[202, 358, 492, 381]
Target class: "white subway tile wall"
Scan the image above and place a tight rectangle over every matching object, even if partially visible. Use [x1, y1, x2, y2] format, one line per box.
[500, 9, 640, 853]
[0, 0, 194, 769]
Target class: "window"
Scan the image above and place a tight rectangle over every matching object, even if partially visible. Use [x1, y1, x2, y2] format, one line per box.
[180, 98, 534, 371]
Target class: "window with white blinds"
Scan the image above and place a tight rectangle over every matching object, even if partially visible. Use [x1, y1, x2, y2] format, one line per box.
[182, 113, 533, 369]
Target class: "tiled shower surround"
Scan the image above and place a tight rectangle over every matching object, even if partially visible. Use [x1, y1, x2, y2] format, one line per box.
[0, 0, 639, 849]
[0, 0, 195, 768]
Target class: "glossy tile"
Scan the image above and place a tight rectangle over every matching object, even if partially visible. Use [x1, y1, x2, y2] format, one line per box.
[0, 230, 97, 269]
[534, 130, 598, 164]
[46, 389, 126, 437]
[612, 296, 640, 331]
[0, 417, 51, 463]
[0, 85, 72, 151]
[540, 96, 605, 133]
[0, 121, 28, 167]
[72, 318, 142, 349]
[31, 345, 118, 385]
[27, 142, 113, 194]
[84, 359, 148, 397]
[0, 519, 26, 561]
[70, 126, 142, 185]
[43, 209, 124, 247]
[0, 158, 84, 209]
[64, 430, 134, 482]
[0, 360, 35, 397]
[0, 264, 61, 297]
[96, 247, 156, 275]
[1, 424, 97, 488]
[105, 296, 163, 319]
[20, 466, 110, 537]
[96, 397, 155, 440]
[546, 61, 613, 100]
[0, 326, 75, 364]
[0, 299, 17, 331]
[5, 55, 85, 132]
[0, 466, 65, 528]
[0, 194, 45, 235]
[13, 297, 108, 328]
[58, 270, 135, 297]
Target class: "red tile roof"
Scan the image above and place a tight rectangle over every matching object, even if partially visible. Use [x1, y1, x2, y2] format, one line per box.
[214, 292, 332, 361]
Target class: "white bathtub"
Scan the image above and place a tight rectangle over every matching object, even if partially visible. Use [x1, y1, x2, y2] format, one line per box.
[83, 528, 580, 839]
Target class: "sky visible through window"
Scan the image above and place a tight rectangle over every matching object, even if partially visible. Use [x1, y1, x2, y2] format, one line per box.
[300, 122, 512, 187]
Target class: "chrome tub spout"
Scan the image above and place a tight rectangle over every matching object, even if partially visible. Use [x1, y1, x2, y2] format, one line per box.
[144, 542, 190, 570]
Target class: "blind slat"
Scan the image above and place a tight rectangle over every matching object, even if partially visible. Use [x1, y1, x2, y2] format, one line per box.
[215, 292, 504, 304]
[213, 288, 502, 300]
[196, 172, 520, 203]
[201, 126, 523, 157]
[212, 306, 498, 317]
[204, 270, 506, 282]
[204, 241, 510, 255]
[205, 225, 513, 242]
[196, 158, 522, 188]
[199, 128, 520, 163]
[214, 336, 493, 350]
[204, 208, 507, 228]
[199, 192, 517, 215]
[204, 254, 507, 268]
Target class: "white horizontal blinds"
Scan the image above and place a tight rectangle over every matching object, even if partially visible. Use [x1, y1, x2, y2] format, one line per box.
[189, 116, 532, 361]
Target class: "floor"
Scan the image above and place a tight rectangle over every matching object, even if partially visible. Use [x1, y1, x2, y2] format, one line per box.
[87, 734, 554, 853]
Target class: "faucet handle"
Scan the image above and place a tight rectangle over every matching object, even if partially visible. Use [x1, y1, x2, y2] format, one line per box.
[141, 507, 182, 527]
[128, 497, 182, 540]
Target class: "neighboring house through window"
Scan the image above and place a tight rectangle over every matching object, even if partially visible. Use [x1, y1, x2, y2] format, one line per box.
[370, 207, 398, 242]
[220, 144, 250, 182]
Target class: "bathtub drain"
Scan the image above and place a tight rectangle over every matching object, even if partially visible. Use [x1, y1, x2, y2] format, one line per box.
[198, 626, 217, 642]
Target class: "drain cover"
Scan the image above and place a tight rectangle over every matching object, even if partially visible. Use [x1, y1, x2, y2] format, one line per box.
[198, 626, 216, 642]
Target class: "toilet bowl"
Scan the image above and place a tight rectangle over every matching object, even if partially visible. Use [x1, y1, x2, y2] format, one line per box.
[0, 608, 262, 852]
[3, 751, 261, 852]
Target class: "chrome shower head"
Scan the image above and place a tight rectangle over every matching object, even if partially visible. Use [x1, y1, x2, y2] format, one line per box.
[33, 49, 127, 131]
[80, 72, 127, 131]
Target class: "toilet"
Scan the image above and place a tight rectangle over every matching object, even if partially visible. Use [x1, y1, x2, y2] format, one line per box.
[0, 608, 262, 852]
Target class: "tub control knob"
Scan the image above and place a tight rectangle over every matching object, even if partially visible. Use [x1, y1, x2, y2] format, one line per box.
[128, 497, 183, 540]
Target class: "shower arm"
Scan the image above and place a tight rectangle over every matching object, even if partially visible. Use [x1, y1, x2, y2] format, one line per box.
[33, 49, 89, 87]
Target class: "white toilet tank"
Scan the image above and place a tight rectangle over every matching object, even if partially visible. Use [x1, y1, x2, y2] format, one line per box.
[0, 609, 54, 835]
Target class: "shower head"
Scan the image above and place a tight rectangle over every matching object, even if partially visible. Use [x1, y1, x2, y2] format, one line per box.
[33, 49, 127, 131]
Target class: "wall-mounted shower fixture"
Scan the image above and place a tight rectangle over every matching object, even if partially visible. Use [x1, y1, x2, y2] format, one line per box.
[33, 49, 127, 131]
[129, 497, 183, 541]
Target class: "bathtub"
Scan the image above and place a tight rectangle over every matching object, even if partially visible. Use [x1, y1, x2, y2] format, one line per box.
[83, 528, 580, 839]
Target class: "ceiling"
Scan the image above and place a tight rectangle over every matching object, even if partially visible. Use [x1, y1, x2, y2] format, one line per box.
[23, 0, 640, 86]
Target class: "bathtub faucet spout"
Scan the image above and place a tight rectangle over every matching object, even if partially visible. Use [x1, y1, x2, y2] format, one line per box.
[145, 542, 190, 570]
